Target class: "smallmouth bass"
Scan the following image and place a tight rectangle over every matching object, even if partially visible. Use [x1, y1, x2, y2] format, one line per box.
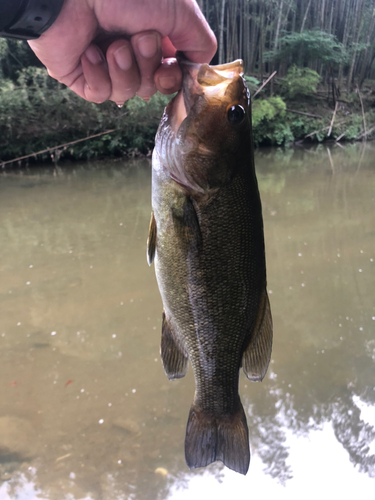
[147, 57, 272, 475]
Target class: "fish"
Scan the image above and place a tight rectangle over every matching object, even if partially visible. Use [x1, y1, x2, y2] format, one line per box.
[147, 57, 272, 475]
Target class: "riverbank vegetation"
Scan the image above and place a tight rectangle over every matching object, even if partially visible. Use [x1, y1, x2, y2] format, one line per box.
[1, 0, 375, 164]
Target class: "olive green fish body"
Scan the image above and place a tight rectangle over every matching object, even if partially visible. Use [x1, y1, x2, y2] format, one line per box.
[148, 59, 272, 475]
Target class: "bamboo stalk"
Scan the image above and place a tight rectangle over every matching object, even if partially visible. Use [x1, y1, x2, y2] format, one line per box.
[304, 120, 346, 139]
[253, 71, 277, 98]
[357, 125, 375, 140]
[218, 0, 226, 64]
[300, 0, 312, 33]
[335, 132, 346, 142]
[285, 109, 323, 119]
[1, 129, 116, 168]
[327, 101, 338, 137]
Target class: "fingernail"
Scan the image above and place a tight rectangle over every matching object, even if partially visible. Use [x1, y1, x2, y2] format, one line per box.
[137, 33, 159, 59]
[114, 44, 133, 71]
[85, 45, 104, 65]
[143, 96, 150, 102]
[159, 76, 177, 91]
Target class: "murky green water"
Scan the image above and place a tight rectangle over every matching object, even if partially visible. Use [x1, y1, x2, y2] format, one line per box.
[0, 143, 374, 499]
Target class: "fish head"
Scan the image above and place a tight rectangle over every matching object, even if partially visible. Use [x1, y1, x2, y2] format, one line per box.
[156, 58, 253, 193]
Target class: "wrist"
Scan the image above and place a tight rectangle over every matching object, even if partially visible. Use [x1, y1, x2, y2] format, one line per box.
[0, 0, 66, 40]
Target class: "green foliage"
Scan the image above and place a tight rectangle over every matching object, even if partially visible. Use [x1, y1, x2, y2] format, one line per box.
[252, 96, 294, 146]
[289, 116, 315, 141]
[266, 30, 348, 67]
[0, 66, 170, 161]
[280, 66, 320, 99]
[252, 96, 286, 127]
[339, 115, 364, 141]
[0, 38, 373, 162]
[121, 93, 171, 152]
[0, 39, 7, 58]
[244, 75, 260, 94]
[348, 42, 370, 56]
[0, 40, 41, 81]
[0, 39, 6, 78]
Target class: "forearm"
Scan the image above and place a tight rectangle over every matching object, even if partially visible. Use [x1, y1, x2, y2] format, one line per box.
[0, 0, 65, 39]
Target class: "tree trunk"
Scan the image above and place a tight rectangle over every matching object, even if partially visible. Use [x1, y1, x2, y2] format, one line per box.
[347, 0, 365, 92]
[274, 0, 284, 50]
[249, 1, 258, 72]
[218, 0, 226, 64]
[321, 0, 326, 29]
[226, 4, 230, 62]
[271, 0, 284, 95]
[259, 5, 264, 80]
[327, 0, 334, 34]
[229, 0, 238, 60]
[338, 0, 351, 89]
[300, 0, 312, 33]
[358, 0, 375, 87]
[244, 0, 250, 70]
[239, 0, 243, 61]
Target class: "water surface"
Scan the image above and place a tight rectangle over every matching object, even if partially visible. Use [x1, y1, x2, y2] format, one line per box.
[0, 143, 374, 499]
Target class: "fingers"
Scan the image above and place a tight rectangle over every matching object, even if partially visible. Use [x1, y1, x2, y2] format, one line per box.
[50, 31, 180, 104]
[154, 58, 182, 95]
[131, 31, 162, 100]
[106, 39, 140, 105]
[59, 43, 112, 103]
[80, 44, 112, 102]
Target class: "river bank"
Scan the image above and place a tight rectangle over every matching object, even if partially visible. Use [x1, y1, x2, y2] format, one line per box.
[1, 67, 374, 167]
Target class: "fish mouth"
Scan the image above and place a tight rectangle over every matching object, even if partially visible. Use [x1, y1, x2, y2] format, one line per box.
[169, 57, 244, 134]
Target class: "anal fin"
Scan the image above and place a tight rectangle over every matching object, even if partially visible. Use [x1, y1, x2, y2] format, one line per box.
[147, 211, 157, 265]
[160, 312, 188, 380]
[242, 288, 273, 382]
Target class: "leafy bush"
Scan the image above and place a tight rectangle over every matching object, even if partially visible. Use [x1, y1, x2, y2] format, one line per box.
[265, 30, 348, 67]
[280, 66, 320, 99]
[0, 39, 42, 81]
[252, 96, 294, 145]
[0, 66, 170, 162]
[252, 96, 286, 127]
[0, 39, 7, 59]
[0, 39, 6, 78]
[338, 115, 364, 141]
[244, 75, 260, 94]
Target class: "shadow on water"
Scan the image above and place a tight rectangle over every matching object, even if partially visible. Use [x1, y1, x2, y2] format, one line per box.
[0, 144, 374, 499]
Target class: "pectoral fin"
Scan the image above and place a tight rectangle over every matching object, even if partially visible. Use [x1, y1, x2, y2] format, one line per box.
[171, 197, 202, 249]
[242, 288, 273, 382]
[147, 211, 157, 266]
[160, 312, 188, 380]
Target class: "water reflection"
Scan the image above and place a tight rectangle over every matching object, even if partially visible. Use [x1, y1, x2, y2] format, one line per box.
[0, 144, 374, 499]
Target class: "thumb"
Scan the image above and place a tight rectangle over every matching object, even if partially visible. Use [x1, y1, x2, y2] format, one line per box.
[168, 0, 217, 63]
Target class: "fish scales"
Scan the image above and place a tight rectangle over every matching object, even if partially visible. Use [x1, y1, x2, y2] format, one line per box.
[147, 57, 273, 475]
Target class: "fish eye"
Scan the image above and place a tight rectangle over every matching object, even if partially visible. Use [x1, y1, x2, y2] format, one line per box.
[227, 105, 245, 124]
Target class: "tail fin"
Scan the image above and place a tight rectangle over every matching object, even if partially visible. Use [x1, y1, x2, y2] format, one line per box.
[184, 403, 250, 475]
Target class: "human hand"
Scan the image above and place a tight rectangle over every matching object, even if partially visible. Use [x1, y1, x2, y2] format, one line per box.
[28, 0, 217, 105]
